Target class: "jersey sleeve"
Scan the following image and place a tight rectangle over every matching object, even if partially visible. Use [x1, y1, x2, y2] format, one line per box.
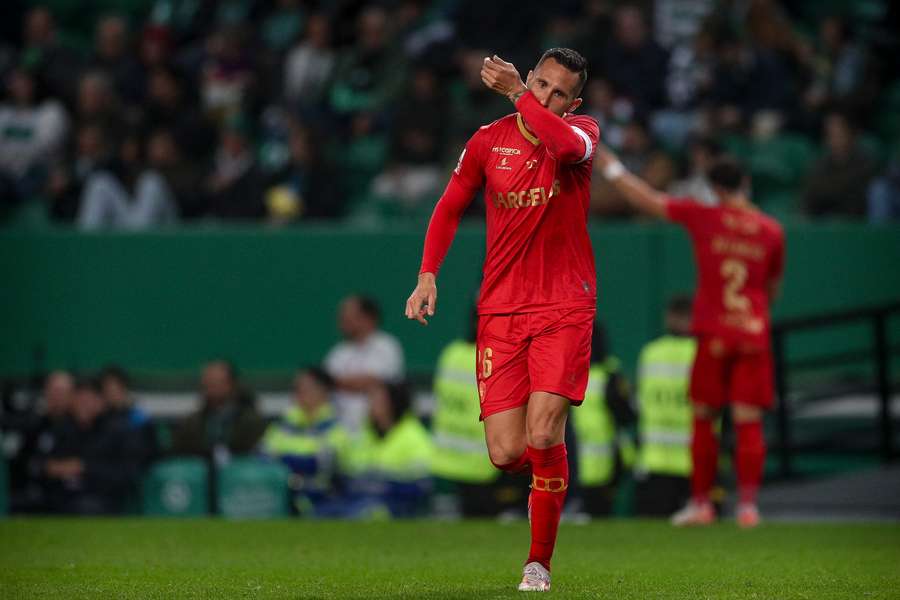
[514, 91, 595, 164]
[768, 225, 786, 284]
[419, 131, 487, 275]
[566, 115, 600, 165]
[664, 197, 705, 230]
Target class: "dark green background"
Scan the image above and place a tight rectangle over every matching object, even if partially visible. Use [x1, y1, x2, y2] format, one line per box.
[1, 223, 898, 382]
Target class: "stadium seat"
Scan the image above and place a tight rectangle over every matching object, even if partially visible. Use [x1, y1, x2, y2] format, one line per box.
[142, 458, 210, 517]
[747, 134, 817, 201]
[217, 458, 290, 519]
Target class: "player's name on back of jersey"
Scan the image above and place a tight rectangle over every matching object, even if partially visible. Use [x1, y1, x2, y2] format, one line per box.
[493, 180, 562, 209]
[711, 235, 767, 262]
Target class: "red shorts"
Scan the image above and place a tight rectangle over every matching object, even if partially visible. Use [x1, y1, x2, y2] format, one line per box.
[476, 307, 595, 420]
[690, 335, 774, 410]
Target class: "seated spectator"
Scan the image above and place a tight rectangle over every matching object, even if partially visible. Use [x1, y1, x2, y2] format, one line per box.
[76, 131, 177, 229]
[582, 78, 633, 151]
[868, 148, 900, 223]
[203, 116, 266, 220]
[146, 128, 202, 219]
[44, 122, 111, 222]
[265, 123, 340, 223]
[99, 365, 158, 466]
[324, 295, 405, 432]
[591, 118, 676, 217]
[341, 382, 433, 518]
[76, 71, 127, 144]
[447, 48, 510, 150]
[261, 0, 307, 55]
[18, 7, 83, 105]
[339, 111, 389, 206]
[261, 367, 350, 515]
[667, 136, 722, 205]
[0, 67, 69, 204]
[90, 15, 143, 105]
[803, 111, 878, 218]
[200, 27, 256, 125]
[283, 13, 335, 111]
[602, 5, 669, 113]
[11, 370, 74, 512]
[171, 360, 266, 459]
[141, 66, 215, 165]
[328, 6, 404, 117]
[368, 67, 445, 216]
[41, 378, 147, 514]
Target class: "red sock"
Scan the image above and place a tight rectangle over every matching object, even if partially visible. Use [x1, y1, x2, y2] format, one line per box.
[492, 451, 530, 473]
[690, 416, 718, 504]
[735, 420, 766, 504]
[526, 444, 568, 571]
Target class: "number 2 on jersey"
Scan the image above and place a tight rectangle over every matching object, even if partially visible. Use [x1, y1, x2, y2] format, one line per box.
[721, 258, 750, 312]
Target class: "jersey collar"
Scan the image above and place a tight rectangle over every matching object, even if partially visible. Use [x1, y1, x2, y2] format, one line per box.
[516, 114, 540, 146]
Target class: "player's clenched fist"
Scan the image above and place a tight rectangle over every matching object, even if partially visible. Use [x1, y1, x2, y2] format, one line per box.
[481, 55, 527, 102]
[405, 272, 437, 326]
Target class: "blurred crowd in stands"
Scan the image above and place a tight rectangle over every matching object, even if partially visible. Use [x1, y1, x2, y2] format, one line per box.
[1, 0, 900, 227]
[1, 293, 699, 519]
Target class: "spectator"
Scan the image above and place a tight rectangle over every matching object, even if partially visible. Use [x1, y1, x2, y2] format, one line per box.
[200, 26, 256, 124]
[204, 116, 265, 220]
[804, 111, 878, 218]
[283, 13, 335, 111]
[44, 122, 111, 222]
[265, 123, 340, 222]
[0, 66, 69, 203]
[99, 365, 159, 470]
[141, 66, 215, 162]
[76, 130, 177, 229]
[591, 118, 676, 217]
[260, 367, 350, 516]
[368, 67, 445, 215]
[18, 7, 83, 105]
[667, 136, 722, 205]
[146, 128, 201, 219]
[11, 370, 74, 512]
[76, 71, 127, 142]
[90, 15, 143, 104]
[581, 78, 633, 151]
[171, 360, 266, 458]
[41, 378, 146, 514]
[324, 295, 405, 432]
[328, 6, 404, 117]
[447, 48, 512, 149]
[602, 5, 669, 113]
[261, 0, 307, 55]
[868, 148, 900, 223]
[341, 382, 433, 518]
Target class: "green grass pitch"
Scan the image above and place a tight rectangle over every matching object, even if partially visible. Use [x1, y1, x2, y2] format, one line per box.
[1, 518, 898, 598]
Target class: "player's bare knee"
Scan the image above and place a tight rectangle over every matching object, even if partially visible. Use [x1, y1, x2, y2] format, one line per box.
[486, 440, 526, 467]
[733, 403, 762, 423]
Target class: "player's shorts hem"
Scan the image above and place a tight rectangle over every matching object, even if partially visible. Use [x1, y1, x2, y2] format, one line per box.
[530, 386, 586, 405]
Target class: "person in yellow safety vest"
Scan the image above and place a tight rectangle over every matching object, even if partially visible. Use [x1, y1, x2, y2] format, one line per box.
[570, 322, 637, 517]
[634, 295, 697, 516]
[342, 382, 434, 518]
[260, 367, 350, 516]
[430, 308, 501, 517]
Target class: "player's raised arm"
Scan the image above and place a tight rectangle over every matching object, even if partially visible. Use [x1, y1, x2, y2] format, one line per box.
[481, 55, 592, 164]
[594, 145, 668, 219]
[405, 142, 482, 326]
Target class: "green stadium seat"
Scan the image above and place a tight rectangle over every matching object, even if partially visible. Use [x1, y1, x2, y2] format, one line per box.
[747, 134, 817, 199]
[217, 458, 290, 519]
[142, 458, 210, 517]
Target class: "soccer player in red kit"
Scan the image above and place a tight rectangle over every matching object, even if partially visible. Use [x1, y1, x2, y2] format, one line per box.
[405, 48, 599, 591]
[595, 147, 785, 529]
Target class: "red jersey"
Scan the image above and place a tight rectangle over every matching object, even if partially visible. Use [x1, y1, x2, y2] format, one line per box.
[420, 91, 600, 315]
[666, 199, 785, 346]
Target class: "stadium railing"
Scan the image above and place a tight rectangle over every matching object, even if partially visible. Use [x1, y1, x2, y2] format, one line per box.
[772, 301, 900, 477]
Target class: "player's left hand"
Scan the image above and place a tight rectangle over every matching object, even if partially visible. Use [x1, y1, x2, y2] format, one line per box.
[481, 55, 527, 102]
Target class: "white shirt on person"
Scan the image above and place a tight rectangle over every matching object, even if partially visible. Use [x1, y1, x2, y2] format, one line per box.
[324, 330, 405, 432]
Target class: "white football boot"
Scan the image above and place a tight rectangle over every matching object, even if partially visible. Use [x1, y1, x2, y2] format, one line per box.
[518, 561, 551, 592]
[670, 500, 716, 527]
